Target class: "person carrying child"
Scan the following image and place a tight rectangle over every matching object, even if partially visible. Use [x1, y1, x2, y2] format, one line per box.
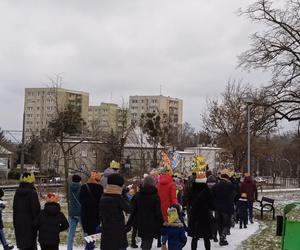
[162, 204, 187, 250]
[34, 193, 69, 250]
[237, 193, 248, 229]
[0, 188, 13, 250]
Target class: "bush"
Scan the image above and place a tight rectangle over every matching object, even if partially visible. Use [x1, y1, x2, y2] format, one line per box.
[8, 170, 21, 180]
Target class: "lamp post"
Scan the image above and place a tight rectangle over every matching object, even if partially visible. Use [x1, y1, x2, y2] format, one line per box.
[244, 97, 253, 174]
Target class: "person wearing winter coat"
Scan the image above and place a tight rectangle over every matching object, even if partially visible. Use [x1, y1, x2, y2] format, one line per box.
[79, 170, 103, 250]
[237, 193, 248, 229]
[67, 175, 82, 250]
[100, 161, 120, 189]
[240, 173, 258, 224]
[13, 173, 41, 250]
[99, 173, 131, 250]
[205, 171, 218, 242]
[211, 174, 236, 247]
[162, 205, 187, 250]
[34, 193, 69, 250]
[127, 176, 163, 250]
[0, 189, 13, 250]
[188, 173, 214, 250]
[157, 171, 178, 249]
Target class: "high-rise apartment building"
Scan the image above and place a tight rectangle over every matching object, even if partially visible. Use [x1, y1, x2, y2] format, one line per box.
[129, 95, 183, 127]
[88, 103, 124, 134]
[24, 88, 89, 141]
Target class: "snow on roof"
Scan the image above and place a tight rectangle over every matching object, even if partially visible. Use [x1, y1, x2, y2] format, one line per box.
[0, 145, 13, 155]
[125, 127, 163, 149]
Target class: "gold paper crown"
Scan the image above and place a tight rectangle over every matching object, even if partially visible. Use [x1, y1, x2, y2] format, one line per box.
[20, 173, 35, 183]
[110, 160, 120, 169]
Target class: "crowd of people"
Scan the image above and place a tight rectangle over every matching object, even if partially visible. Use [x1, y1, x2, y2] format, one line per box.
[0, 161, 258, 250]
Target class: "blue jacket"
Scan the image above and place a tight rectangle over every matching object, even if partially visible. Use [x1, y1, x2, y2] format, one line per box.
[163, 223, 187, 250]
[68, 182, 81, 217]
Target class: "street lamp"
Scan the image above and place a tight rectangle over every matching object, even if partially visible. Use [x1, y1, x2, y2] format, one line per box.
[244, 97, 253, 174]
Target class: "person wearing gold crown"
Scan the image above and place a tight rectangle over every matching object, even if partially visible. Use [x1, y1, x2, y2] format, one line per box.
[13, 172, 41, 250]
[100, 160, 120, 189]
[187, 172, 214, 250]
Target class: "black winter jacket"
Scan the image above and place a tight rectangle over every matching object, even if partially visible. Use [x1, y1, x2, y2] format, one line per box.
[99, 193, 131, 250]
[34, 202, 69, 245]
[128, 186, 163, 239]
[79, 183, 103, 235]
[187, 182, 214, 239]
[13, 182, 41, 249]
[212, 179, 236, 215]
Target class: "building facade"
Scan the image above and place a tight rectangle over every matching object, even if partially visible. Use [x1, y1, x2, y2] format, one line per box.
[129, 95, 183, 128]
[88, 103, 125, 134]
[24, 88, 89, 141]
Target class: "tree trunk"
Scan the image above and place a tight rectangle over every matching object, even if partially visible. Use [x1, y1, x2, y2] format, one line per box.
[63, 152, 69, 210]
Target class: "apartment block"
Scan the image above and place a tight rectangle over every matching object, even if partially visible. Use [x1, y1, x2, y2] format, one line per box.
[129, 95, 183, 127]
[24, 88, 89, 141]
[88, 102, 126, 134]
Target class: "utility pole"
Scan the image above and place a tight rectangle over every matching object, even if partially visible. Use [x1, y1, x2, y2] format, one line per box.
[20, 112, 25, 174]
[244, 97, 253, 174]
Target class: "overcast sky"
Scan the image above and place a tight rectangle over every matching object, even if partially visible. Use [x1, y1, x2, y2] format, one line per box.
[1, 0, 293, 136]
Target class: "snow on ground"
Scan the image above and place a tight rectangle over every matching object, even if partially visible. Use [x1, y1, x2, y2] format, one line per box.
[32, 221, 259, 250]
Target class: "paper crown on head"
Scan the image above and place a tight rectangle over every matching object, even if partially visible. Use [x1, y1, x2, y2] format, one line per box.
[110, 160, 120, 169]
[195, 172, 207, 183]
[167, 207, 179, 224]
[20, 173, 35, 184]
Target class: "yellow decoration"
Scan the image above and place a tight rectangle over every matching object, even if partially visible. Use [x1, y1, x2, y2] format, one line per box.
[20, 173, 35, 183]
[161, 151, 173, 175]
[167, 207, 179, 224]
[192, 155, 206, 172]
[110, 160, 120, 169]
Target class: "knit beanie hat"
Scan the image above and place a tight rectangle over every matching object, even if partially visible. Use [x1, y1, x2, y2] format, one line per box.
[107, 173, 124, 187]
[20, 172, 35, 183]
[72, 174, 82, 183]
[220, 174, 230, 180]
[143, 175, 156, 187]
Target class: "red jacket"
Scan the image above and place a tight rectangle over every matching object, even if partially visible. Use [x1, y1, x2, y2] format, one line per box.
[157, 174, 178, 222]
[240, 177, 258, 202]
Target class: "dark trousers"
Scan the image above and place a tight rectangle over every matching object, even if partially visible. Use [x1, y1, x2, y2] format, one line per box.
[240, 217, 247, 228]
[248, 202, 254, 222]
[215, 211, 231, 240]
[21, 245, 37, 250]
[141, 237, 153, 250]
[131, 226, 137, 245]
[191, 237, 211, 250]
[40, 244, 59, 250]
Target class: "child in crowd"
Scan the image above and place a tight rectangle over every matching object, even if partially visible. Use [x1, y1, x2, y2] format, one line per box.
[162, 204, 187, 250]
[237, 193, 248, 229]
[35, 193, 69, 250]
[0, 188, 13, 250]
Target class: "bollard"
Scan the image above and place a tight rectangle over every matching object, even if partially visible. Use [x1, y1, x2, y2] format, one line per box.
[276, 215, 283, 236]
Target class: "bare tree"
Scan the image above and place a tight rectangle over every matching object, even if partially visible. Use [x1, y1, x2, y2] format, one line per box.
[239, 0, 300, 122]
[202, 81, 276, 171]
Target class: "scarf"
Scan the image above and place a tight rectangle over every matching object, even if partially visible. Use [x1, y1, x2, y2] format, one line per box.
[104, 184, 122, 195]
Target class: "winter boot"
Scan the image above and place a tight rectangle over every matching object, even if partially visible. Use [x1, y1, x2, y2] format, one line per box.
[131, 242, 138, 248]
[161, 244, 168, 250]
[219, 236, 229, 246]
[4, 245, 14, 250]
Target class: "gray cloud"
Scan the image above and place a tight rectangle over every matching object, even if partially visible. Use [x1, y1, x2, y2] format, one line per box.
[0, 0, 274, 131]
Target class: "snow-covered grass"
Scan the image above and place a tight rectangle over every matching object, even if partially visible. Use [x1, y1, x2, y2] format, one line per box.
[3, 189, 300, 250]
